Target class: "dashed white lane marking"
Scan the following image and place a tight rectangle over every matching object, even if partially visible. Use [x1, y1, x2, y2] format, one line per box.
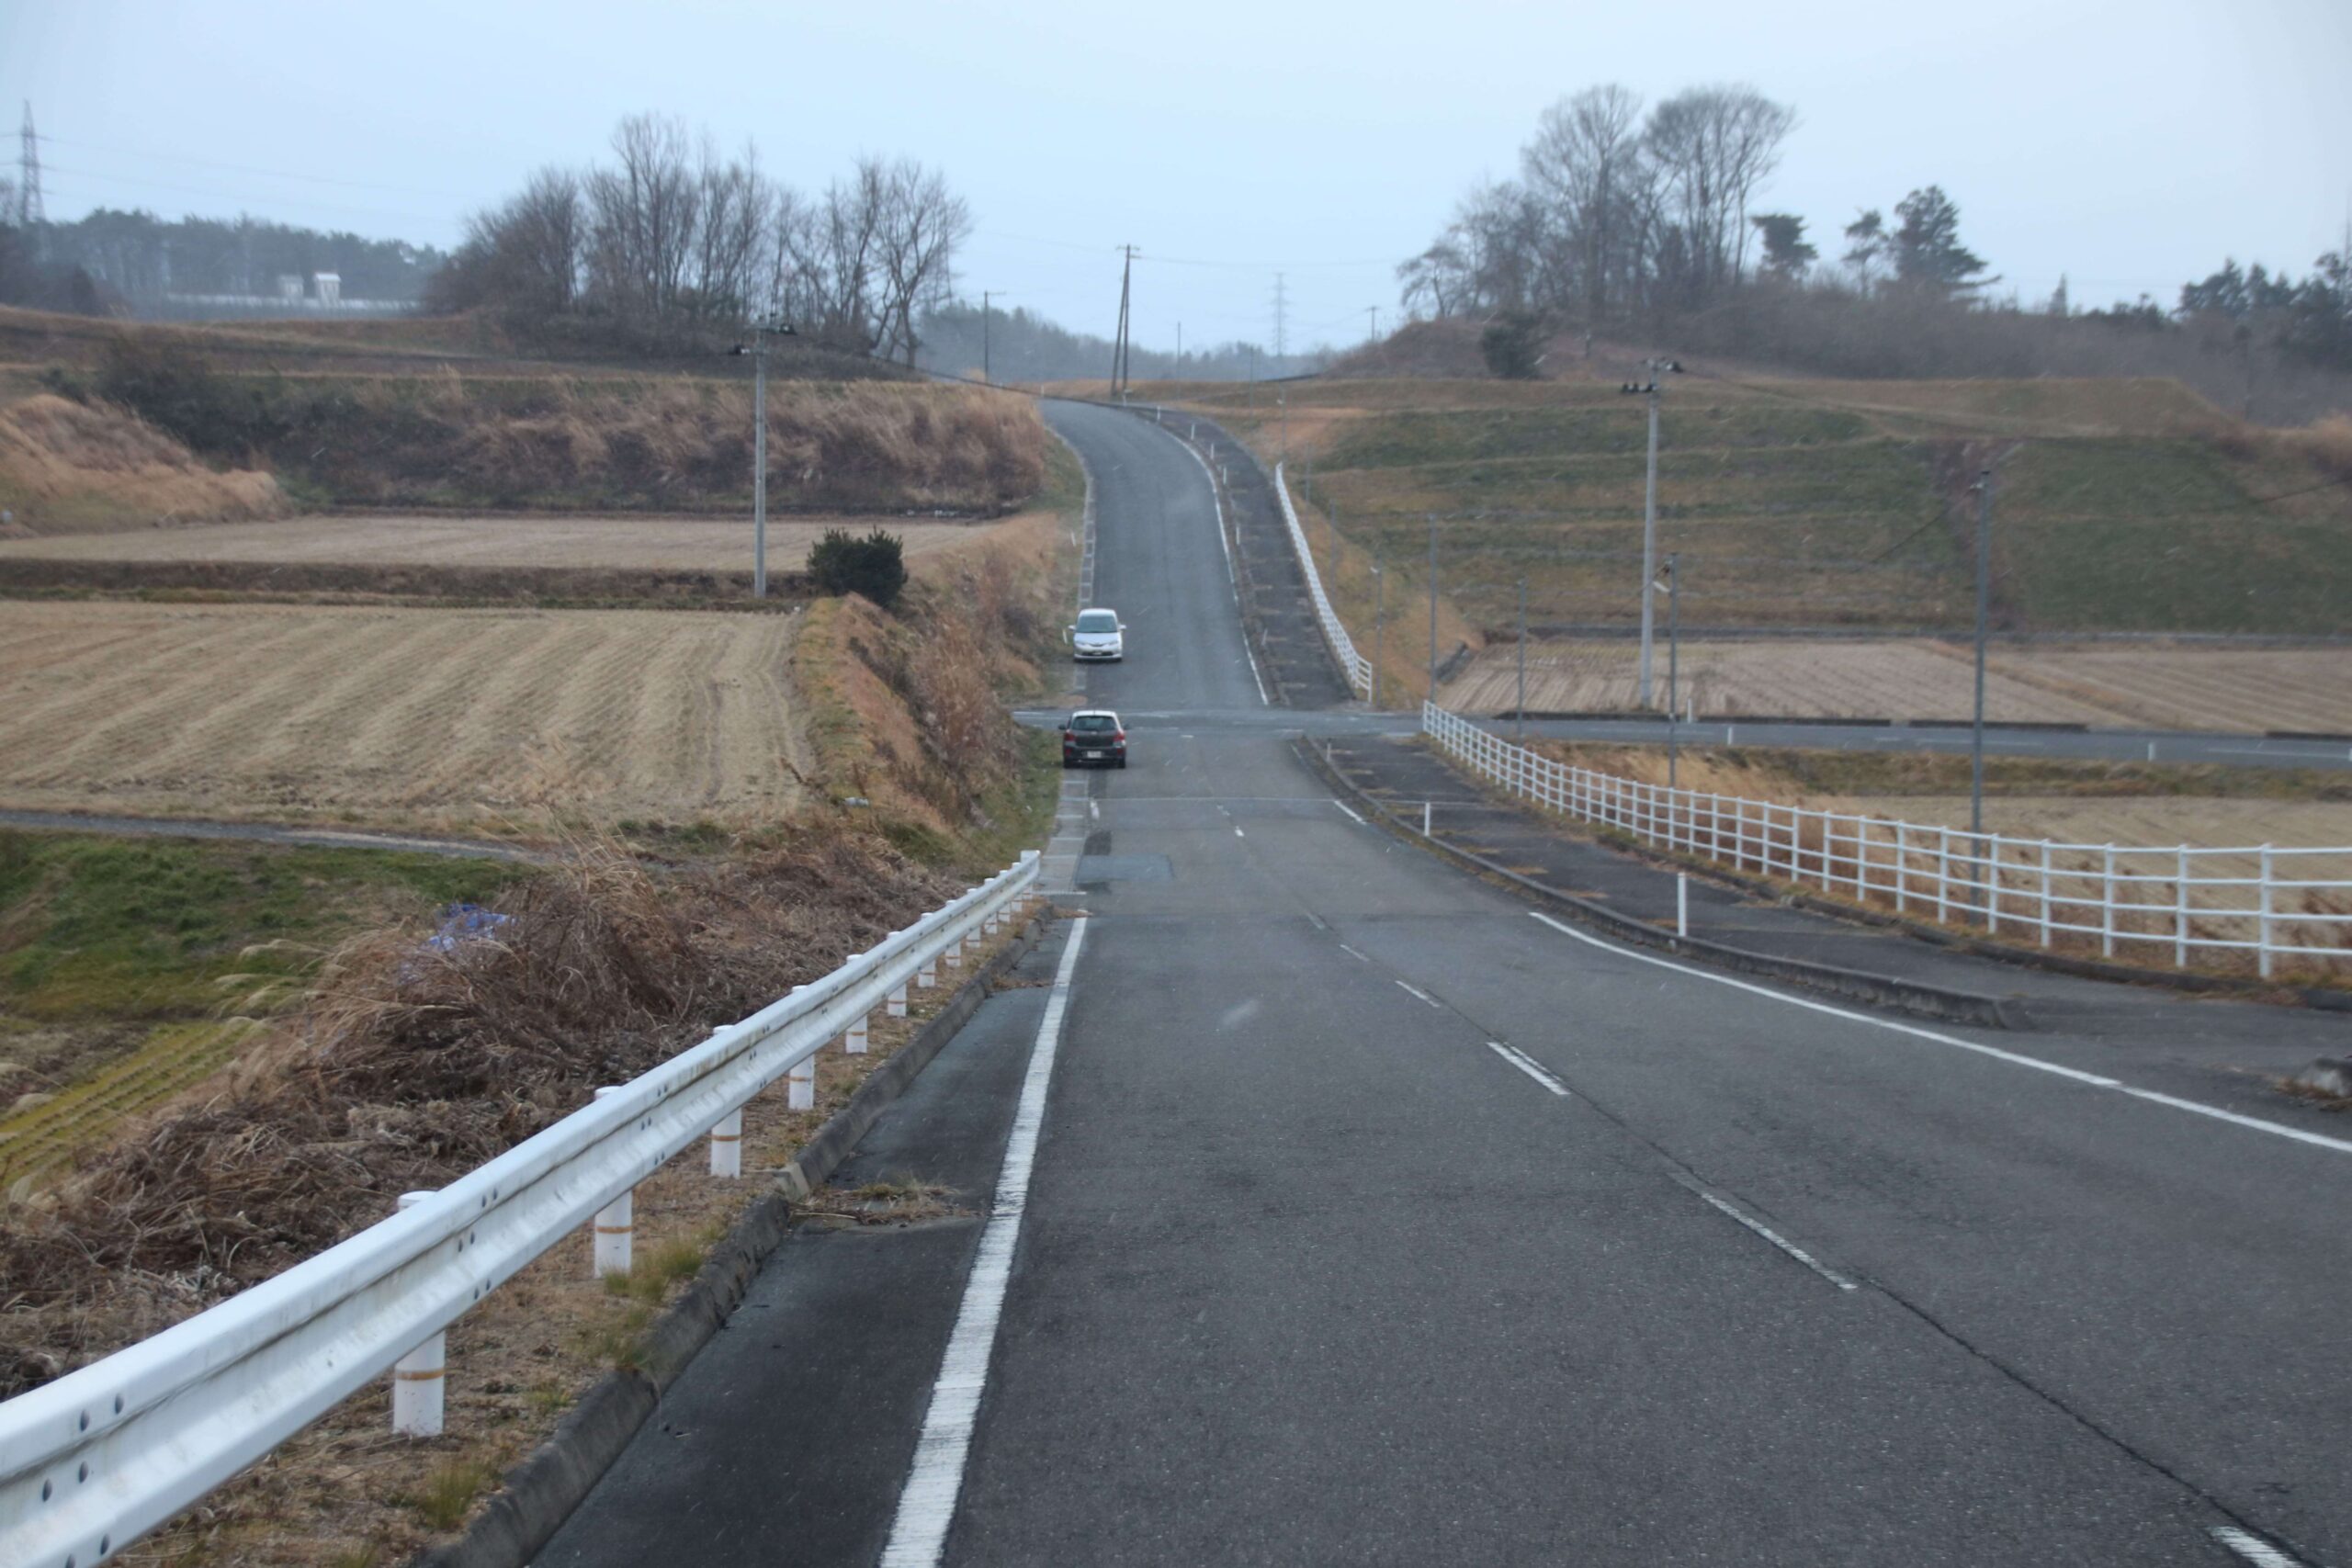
[1527, 910, 2352, 1158]
[1088, 800, 1100, 819]
[879, 919, 1088, 1567]
[1330, 799, 1367, 827]
[1338, 944, 1369, 963]
[1395, 980, 1441, 1008]
[1234, 827, 1245, 839]
[2211, 1525, 2312, 1566]
[1487, 1042, 1570, 1097]
[1699, 1192, 1860, 1292]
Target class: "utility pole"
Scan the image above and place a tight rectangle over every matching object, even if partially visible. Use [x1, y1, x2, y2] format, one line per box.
[1664, 553, 1681, 788]
[1111, 245, 1136, 400]
[1280, 389, 1289, 465]
[1247, 344, 1257, 408]
[981, 290, 1001, 385]
[1516, 577, 1528, 743]
[1176, 321, 1182, 366]
[1366, 306, 1378, 344]
[1621, 357, 1680, 707]
[1272, 272, 1288, 370]
[1971, 467, 1994, 841]
[734, 319, 795, 599]
[1373, 548, 1385, 710]
[1426, 513, 1440, 705]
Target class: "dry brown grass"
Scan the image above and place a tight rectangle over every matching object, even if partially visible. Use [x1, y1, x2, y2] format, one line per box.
[0, 601, 812, 831]
[0, 394, 285, 535]
[102, 906, 1033, 1566]
[0, 821, 967, 1400]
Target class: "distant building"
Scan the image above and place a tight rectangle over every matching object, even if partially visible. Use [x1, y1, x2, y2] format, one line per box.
[312, 272, 340, 306]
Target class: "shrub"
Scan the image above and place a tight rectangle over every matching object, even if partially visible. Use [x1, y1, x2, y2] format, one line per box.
[808, 526, 909, 607]
[96, 333, 289, 457]
[1479, 312, 1546, 379]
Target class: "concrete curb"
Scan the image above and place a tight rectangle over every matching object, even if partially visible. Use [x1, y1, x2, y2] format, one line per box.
[1297, 739, 2017, 1030]
[411, 913, 1049, 1568]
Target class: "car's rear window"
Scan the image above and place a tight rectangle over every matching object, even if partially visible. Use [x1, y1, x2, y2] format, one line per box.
[1076, 611, 1118, 633]
[1070, 715, 1117, 732]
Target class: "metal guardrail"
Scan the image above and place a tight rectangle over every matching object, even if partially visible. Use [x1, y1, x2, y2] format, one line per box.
[0, 850, 1041, 1568]
[1424, 703, 2352, 974]
[1272, 463, 1374, 698]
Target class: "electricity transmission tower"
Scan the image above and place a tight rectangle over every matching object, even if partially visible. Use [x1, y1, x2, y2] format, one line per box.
[17, 103, 45, 238]
[1110, 245, 1136, 399]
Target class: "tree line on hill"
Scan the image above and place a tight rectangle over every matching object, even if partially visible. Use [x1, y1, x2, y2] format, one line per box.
[912, 299, 1319, 384]
[426, 114, 969, 367]
[1397, 83, 2352, 415]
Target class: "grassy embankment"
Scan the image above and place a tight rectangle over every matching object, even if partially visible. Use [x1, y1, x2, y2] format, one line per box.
[1165, 374, 2352, 647]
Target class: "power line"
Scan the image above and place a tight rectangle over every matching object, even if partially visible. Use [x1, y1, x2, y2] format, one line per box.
[32, 130, 478, 201]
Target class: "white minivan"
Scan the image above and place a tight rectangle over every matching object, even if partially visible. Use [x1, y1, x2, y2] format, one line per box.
[1069, 607, 1125, 661]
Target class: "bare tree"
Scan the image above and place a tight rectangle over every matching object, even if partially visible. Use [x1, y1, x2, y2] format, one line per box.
[1521, 85, 1648, 321]
[1645, 85, 1795, 300]
[586, 113, 701, 319]
[873, 159, 970, 366]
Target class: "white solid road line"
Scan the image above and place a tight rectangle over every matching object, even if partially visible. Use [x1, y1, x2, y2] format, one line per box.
[2211, 1525, 2312, 1566]
[1396, 979, 1442, 1008]
[1487, 1042, 1570, 1097]
[1527, 911, 2352, 1158]
[880, 918, 1088, 1568]
[1331, 799, 1368, 827]
[1338, 943, 1370, 963]
[1699, 1192, 1860, 1292]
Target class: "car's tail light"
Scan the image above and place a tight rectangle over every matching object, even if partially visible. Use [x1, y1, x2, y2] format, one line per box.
[1114, 730, 1126, 743]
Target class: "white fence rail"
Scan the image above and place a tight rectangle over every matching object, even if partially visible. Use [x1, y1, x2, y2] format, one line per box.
[1273, 462, 1374, 698]
[1423, 704, 2352, 976]
[0, 851, 1041, 1568]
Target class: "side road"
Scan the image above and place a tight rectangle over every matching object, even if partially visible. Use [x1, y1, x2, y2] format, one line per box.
[1317, 731, 2350, 1111]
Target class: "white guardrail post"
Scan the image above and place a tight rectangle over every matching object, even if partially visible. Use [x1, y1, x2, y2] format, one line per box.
[390, 1192, 445, 1438]
[0, 848, 1041, 1568]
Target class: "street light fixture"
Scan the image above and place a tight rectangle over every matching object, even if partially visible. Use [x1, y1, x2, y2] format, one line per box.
[730, 318, 797, 599]
[1621, 357, 1682, 707]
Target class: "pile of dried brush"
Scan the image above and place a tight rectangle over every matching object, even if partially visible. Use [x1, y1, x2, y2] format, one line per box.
[0, 824, 961, 1397]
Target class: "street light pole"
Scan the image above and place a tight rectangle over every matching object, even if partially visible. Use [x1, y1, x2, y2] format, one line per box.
[752, 333, 767, 599]
[1373, 550, 1385, 710]
[734, 319, 796, 600]
[1622, 357, 1679, 708]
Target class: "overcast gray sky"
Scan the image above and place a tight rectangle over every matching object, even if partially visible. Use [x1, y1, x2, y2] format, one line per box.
[5, 0, 2347, 353]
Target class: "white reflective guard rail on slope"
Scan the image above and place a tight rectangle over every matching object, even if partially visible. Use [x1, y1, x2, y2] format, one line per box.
[0, 850, 1040, 1568]
[1272, 462, 1374, 697]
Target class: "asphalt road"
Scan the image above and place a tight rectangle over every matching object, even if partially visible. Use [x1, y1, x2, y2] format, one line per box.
[544, 399, 2350, 1567]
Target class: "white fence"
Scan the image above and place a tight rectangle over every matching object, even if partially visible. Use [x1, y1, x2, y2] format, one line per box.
[1273, 463, 1374, 698]
[1423, 705, 2352, 976]
[0, 851, 1042, 1568]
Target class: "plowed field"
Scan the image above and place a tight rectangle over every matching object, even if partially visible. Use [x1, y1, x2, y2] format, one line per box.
[0, 602, 809, 829]
[1440, 638, 2352, 734]
[0, 512, 994, 570]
